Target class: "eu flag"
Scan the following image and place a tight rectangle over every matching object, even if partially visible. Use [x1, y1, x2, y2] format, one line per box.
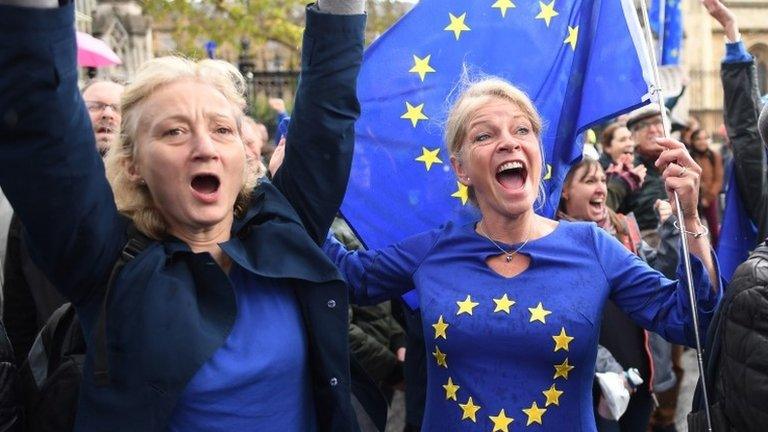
[649, 0, 683, 65]
[342, 0, 654, 250]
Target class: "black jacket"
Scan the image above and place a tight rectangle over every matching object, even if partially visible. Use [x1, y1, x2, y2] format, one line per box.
[691, 242, 768, 431]
[722, 60, 767, 239]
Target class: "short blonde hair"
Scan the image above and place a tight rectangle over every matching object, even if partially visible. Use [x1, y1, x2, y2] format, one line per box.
[444, 77, 545, 206]
[104, 56, 261, 239]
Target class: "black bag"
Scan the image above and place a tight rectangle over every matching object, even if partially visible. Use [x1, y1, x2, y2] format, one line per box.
[18, 227, 150, 432]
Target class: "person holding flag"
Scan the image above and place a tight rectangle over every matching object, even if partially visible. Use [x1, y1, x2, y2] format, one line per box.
[325, 75, 721, 431]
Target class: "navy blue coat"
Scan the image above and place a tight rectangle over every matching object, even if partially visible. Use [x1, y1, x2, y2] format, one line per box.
[0, 3, 381, 431]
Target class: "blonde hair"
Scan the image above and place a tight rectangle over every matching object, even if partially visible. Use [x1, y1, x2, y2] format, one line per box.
[104, 56, 261, 239]
[444, 76, 546, 206]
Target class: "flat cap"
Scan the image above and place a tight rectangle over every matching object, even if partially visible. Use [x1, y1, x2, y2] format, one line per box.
[625, 104, 663, 130]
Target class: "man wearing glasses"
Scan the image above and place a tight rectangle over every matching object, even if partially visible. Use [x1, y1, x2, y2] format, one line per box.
[82, 80, 124, 155]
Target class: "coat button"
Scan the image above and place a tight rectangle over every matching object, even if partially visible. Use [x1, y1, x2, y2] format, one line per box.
[329, 377, 338, 386]
[326, 299, 336, 308]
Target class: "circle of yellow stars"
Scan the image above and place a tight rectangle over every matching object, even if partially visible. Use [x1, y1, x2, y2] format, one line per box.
[430, 293, 575, 430]
[403, 0, 579, 205]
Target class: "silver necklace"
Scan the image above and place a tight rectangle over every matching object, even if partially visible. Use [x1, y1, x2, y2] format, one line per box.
[477, 221, 531, 263]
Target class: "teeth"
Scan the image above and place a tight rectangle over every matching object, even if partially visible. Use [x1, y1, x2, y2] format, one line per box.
[497, 161, 523, 173]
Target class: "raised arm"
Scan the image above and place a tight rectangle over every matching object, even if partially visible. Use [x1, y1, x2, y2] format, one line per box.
[0, 3, 126, 303]
[593, 226, 721, 346]
[271, 1, 365, 245]
[704, 0, 768, 239]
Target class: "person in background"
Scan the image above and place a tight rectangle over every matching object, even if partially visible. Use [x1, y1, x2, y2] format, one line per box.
[689, 129, 723, 247]
[598, 123, 636, 171]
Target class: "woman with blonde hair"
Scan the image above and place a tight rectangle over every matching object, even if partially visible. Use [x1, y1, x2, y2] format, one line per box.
[0, 1, 375, 431]
[325, 77, 720, 431]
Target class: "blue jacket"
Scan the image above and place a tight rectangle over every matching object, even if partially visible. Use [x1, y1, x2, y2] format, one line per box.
[0, 4, 381, 431]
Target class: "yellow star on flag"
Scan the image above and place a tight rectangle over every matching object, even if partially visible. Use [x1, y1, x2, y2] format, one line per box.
[433, 345, 448, 368]
[554, 358, 575, 379]
[489, 408, 514, 432]
[444, 12, 471, 40]
[415, 147, 443, 171]
[493, 293, 516, 313]
[552, 327, 574, 352]
[535, 0, 559, 27]
[459, 396, 482, 422]
[456, 295, 479, 315]
[564, 25, 579, 50]
[443, 377, 460, 401]
[409, 54, 436, 82]
[401, 102, 428, 127]
[491, 0, 515, 18]
[528, 302, 552, 323]
[522, 401, 547, 426]
[451, 182, 469, 205]
[543, 384, 564, 406]
[432, 315, 449, 339]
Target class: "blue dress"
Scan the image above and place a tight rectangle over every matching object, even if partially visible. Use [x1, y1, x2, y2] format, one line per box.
[325, 220, 720, 431]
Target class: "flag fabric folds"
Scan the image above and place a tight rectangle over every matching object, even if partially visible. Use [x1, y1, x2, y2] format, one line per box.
[649, 0, 683, 65]
[341, 0, 653, 250]
[716, 171, 757, 283]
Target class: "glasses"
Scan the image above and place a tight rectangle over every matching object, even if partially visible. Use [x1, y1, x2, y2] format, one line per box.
[85, 101, 121, 114]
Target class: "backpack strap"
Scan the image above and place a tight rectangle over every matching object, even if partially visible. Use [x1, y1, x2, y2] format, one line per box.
[25, 303, 77, 390]
[93, 225, 152, 387]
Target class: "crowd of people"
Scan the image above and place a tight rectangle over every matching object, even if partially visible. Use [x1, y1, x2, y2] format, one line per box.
[0, 0, 765, 431]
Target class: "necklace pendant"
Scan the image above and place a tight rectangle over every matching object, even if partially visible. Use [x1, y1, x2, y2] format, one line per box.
[505, 254, 513, 263]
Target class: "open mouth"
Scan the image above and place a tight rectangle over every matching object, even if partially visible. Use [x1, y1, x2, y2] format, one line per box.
[589, 198, 605, 212]
[191, 174, 220, 195]
[495, 161, 527, 190]
[97, 126, 114, 134]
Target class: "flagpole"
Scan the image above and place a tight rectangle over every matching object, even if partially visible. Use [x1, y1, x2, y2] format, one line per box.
[636, 1, 714, 431]
[658, 0, 666, 62]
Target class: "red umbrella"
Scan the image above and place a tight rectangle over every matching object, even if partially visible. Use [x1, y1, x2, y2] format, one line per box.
[76, 32, 122, 68]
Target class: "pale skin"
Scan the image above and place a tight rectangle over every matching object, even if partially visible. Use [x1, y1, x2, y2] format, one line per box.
[127, 79, 248, 271]
[451, 97, 718, 290]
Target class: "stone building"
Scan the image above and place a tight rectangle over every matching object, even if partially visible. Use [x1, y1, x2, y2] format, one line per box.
[682, 0, 768, 133]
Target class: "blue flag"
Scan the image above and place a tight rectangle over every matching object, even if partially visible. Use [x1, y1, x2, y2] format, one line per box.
[342, 0, 653, 250]
[649, 0, 683, 65]
[716, 170, 757, 282]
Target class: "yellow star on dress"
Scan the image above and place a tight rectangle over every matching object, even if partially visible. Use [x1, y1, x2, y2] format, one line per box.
[458, 396, 481, 422]
[415, 147, 443, 171]
[528, 302, 552, 323]
[432, 315, 449, 339]
[493, 293, 516, 313]
[553, 358, 574, 379]
[535, 0, 559, 27]
[491, 0, 515, 18]
[409, 54, 436, 82]
[451, 182, 469, 205]
[456, 295, 479, 315]
[564, 25, 579, 50]
[401, 102, 428, 127]
[543, 384, 564, 406]
[443, 377, 460, 401]
[433, 346, 448, 368]
[543, 163, 553, 180]
[489, 408, 514, 432]
[522, 401, 547, 426]
[444, 12, 471, 40]
[552, 327, 574, 352]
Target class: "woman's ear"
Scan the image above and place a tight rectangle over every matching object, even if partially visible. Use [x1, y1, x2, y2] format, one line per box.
[450, 154, 471, 186]
[124, 157, 142, 183]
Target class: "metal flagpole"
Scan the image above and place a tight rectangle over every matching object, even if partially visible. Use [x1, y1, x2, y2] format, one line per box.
[658, 0, 666, 62]
[636, 0, 714, 431]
